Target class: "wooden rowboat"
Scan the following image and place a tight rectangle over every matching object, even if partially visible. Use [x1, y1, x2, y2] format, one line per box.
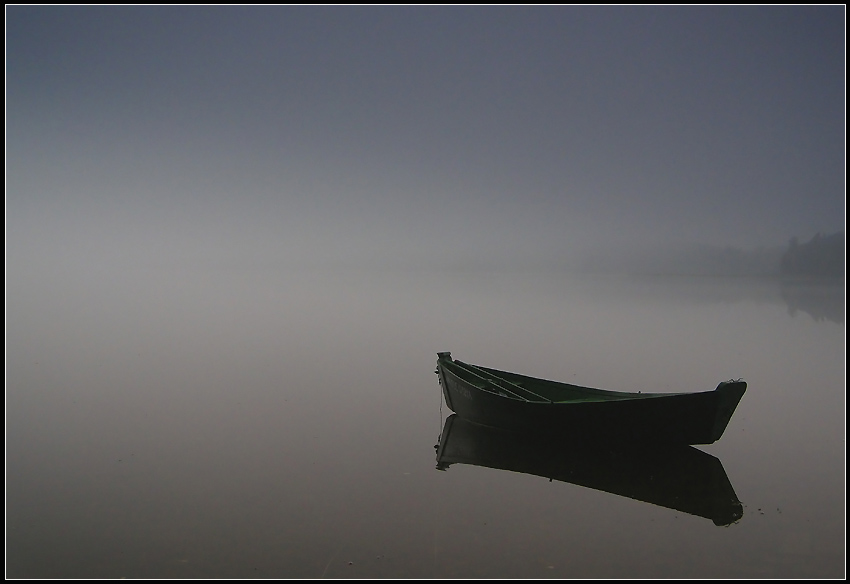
[435, 352, 746, 445]
[435, 414, 744, 526]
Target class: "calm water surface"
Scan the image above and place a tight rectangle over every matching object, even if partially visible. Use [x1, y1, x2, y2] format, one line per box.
[6, 266, 845, 578]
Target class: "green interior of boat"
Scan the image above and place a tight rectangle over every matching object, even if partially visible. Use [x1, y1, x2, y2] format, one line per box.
[444, 359, 672, 403]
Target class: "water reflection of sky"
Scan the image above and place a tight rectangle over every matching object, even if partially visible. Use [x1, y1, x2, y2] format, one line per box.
[6, 267, 845, 578]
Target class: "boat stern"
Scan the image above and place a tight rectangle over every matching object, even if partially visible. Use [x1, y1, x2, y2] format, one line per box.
[708, 380, 747, 443]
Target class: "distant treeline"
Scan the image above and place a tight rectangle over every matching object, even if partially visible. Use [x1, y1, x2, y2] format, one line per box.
[579, 231, 845, 278]
[780, 232, 845, 278]
[579, 242, 784, 276]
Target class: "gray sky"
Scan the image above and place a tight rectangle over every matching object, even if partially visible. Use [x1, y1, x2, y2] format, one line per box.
[7, 6, 846, 269]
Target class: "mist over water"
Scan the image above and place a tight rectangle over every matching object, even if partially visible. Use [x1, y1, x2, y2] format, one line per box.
[6, 6, 845, 578]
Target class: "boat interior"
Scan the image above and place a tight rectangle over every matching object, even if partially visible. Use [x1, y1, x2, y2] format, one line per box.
[443, 358, 668, 404]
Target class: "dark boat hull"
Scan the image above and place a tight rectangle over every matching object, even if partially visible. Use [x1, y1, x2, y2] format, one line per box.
[436, 353, 746, 445]
[436, 414, 743, 526]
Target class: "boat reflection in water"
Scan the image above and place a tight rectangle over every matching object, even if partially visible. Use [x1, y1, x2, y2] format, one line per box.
[435, 414, 743, 526]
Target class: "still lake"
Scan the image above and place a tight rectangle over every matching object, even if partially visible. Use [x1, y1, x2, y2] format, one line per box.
[6, 265, 845, 578]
